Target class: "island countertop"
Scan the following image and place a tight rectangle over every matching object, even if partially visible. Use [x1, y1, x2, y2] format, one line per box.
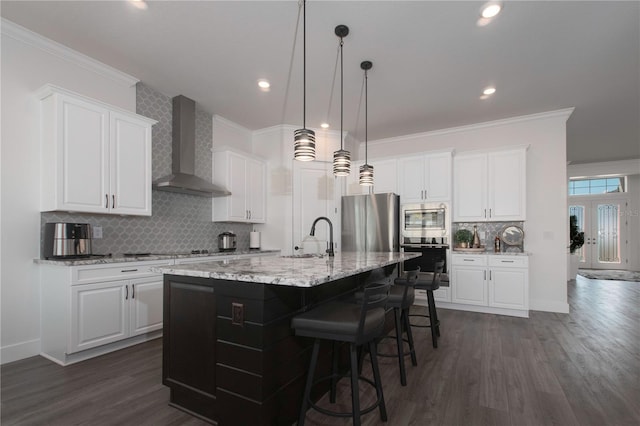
[152, 251, 420, 288]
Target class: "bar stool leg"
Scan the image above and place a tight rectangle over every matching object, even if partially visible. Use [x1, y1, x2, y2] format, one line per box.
[330, 341, 338, 403]
[393, 308, 407, 386]
[368, 339, 388, 421]
[402, 308, 417, 366]
[298, 339, 320, 426]
[426, 291, 438, 348]
[349, 343, 361, 426]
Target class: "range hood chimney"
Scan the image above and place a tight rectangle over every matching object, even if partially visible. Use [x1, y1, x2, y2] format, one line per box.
[152, 95, 231, 197]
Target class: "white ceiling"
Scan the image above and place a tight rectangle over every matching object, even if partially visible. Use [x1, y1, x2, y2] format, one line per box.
[2, 1, 638, 164]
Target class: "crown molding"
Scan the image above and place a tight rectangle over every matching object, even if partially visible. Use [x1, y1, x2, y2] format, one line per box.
[213, 115, 252, 135]
[1, 18, 139, 87]
[369, 108, 576, 146]
[252, 123, 343, 139]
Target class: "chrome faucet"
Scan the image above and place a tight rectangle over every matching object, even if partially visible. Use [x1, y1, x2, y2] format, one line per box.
[310, 216, 335, 257]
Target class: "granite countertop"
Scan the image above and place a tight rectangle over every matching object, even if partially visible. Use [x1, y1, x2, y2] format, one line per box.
[151, 251, 421, 288]
[34, 249, 281, 266]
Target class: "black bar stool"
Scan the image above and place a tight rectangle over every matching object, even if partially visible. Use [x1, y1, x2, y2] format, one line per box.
[410, 260, 444, 348]
[292, 282, 390, 426]
[376, 267, 420, 386]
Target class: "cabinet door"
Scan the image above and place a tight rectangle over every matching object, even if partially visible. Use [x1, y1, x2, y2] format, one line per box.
[487, 149, 526, 221]
[425, 153, 451, 201]
[130, 276, 164, 336]
[398, 157, 425, 203]
[453, 154, 487, 222]
[70, 281, 128, 353]
[247, 158, 266, 223]
[451, 266, 487, 305]
[59, 96, 110, 213]
[371, 159, 398, 194]
[488, 267, 528, 310]
[227, 152, 248, 221]
[110, 112, 152, 216]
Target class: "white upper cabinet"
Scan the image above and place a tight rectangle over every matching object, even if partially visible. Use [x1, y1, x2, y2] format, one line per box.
[453, 148, 526, 222]
[398, 151, 452, 203]
[213, 150, 266, 223]
[39, 85, 155, 216]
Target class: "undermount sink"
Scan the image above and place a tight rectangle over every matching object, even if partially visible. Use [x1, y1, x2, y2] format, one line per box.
[281, 254, 325, 259]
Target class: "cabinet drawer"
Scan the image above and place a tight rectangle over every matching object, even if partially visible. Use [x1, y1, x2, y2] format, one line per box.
[73, 260, 171, 284]
[451, 254, 487, 266]
[488, 256, 528, 268]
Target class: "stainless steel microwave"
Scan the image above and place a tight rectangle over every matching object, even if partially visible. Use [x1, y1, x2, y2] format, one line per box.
[401, 202, 450, 239]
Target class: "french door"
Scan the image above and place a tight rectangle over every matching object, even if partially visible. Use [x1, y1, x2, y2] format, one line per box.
[569, 199, 628, 270]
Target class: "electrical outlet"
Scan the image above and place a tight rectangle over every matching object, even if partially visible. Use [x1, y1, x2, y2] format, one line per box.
[92, 226, 103, 239]
[232, 302, 244, 326]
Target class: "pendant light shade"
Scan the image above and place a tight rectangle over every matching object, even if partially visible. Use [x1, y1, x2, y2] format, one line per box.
[333, 149, 351, 176]
[359, 60, 374, 186]
[294, 0, 315, 161]
[333, 25, 350, 176]
[294, 128, 316, 161]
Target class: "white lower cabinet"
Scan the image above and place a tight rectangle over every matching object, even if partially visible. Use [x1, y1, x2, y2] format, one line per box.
[41, 260, 170, 365]
[448, 254, 529, 317]
[71, 275, 165, 353]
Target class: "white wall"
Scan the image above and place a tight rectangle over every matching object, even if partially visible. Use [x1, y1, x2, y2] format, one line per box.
[361, 109, 574, 313]
[1, 20, 138, 363]
[212, 115, 252, 153]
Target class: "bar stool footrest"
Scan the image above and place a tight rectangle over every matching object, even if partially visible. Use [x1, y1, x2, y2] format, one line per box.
[408, 313, 440, 329]
[375, 334, 416, 359]
[308, 373, 384, 418]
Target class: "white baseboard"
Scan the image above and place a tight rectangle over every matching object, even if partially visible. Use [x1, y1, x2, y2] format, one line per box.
[1, 339, 40, 365]
[529, 299, 570, 314]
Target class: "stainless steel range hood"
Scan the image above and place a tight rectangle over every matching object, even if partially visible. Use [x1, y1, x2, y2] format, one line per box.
[153, 95, 231, 197]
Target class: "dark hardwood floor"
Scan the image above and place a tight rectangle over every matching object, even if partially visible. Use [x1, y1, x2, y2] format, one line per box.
[2, 275, 639, 426]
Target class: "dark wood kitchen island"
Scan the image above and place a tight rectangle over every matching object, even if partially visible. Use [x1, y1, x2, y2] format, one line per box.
[152, 251, 419, 425]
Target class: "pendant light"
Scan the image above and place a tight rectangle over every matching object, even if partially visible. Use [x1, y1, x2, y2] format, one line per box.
[294, 0, 315, 161]
[333, 25, 351, 176]
[359, 60, 374, 186]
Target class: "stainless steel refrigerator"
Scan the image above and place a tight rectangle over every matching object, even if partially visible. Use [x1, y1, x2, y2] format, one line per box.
[341, 193, 400, 252]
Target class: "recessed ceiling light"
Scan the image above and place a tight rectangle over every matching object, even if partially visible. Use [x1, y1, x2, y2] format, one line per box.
[321, 123, 330, 129]
[258, 79, 270, 90]
[481, 3, 502, 19]
[483, 87, 496, 95]
[129, 0, 148, 10]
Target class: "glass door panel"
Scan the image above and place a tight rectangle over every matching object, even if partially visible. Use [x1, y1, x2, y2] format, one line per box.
[569, 199, 628, 270]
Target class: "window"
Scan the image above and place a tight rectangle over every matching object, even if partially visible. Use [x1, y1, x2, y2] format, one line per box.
[569, 177, 626, 196]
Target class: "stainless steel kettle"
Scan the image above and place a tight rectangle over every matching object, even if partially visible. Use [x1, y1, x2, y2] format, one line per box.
[218, 231, 237, 251]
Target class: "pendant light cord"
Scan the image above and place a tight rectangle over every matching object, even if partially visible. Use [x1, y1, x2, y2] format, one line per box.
[302, 0, 307, 128]
[365, 68, 368, 163]
[340, 37, 344, 150]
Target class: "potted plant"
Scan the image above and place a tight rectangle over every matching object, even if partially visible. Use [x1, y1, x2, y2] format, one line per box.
[455, 229, 473, 248]
[568, 215, 585, 280]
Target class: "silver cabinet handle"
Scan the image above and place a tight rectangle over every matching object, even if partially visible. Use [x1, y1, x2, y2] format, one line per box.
[112, 194, 115, 209]
[125, 285, 128, 300]
[484, 209, 487, 218]
[463, 259, 474, 262]
[132, 284, 135, 299]
[105, 194, 109, 208]
[489, 208, 492, 218]
[501, 260, 514, 263]
[484, 270, 487, 280]
[489, 270, 492, 280]
[121, 269, 138, 272]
